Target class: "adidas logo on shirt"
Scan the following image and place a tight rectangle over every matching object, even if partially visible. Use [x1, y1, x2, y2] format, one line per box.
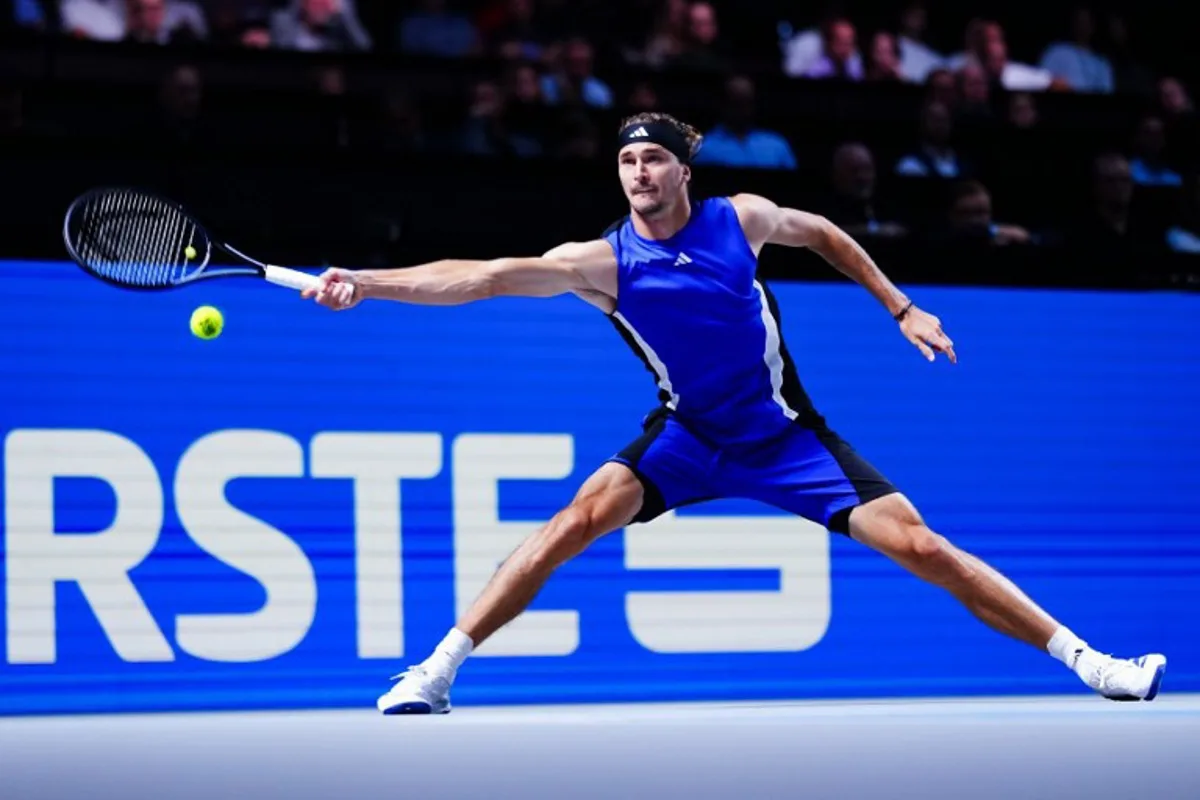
[629, 127, 650, 138]
[674, 252, 693, 266]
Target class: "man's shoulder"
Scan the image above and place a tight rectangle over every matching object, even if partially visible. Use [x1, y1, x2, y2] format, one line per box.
[601, 215, 630, 239]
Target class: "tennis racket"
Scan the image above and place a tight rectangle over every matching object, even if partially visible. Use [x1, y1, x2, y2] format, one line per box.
[63, 187, 322, 293]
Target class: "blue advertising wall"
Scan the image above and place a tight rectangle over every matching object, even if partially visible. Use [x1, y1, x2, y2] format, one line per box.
[2, 259, 1198, 715]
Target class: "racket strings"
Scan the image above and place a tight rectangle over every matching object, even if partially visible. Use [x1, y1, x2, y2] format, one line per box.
[73, 189, 205, 288]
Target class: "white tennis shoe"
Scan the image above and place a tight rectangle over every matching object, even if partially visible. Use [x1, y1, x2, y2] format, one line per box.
[1073, 650, 1166, 701]
[376, 666, 453, 715]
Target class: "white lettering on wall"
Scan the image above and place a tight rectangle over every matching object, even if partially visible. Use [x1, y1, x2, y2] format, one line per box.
[173, 431, 315, 663]
[310, 432, 442, 659]
[452, 434, 579, 657]
[4, 429, 173, 664]
[624, 510, 831, 653]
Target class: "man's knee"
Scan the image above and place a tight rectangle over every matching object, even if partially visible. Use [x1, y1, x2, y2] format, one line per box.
[525, 501, 610, 571]
[895, 525, 973, 583]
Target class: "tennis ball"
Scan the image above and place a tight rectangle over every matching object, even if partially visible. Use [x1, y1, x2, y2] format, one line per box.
[190, 305, 223, 340]
[185, 245, 197, 260]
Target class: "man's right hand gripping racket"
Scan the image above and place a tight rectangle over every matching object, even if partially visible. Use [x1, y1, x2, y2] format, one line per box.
[63, 187, 322, 293]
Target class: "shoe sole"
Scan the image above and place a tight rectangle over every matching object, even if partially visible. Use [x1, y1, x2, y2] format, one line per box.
[380, 701, 451, 715]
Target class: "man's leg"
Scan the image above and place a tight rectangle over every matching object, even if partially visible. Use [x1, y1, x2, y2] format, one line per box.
[847, 493, 1058, 648]
[848, 492, 1166, 700]
[455, 462, 644, 647]
[375, 463, 643, 714]
[377, 411, 720, 714]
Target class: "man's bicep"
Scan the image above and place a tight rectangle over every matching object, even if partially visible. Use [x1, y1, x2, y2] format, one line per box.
[544, 239, 618, 297]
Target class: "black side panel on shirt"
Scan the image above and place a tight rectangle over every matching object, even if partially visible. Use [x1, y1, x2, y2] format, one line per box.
[756, 280, 826, 429]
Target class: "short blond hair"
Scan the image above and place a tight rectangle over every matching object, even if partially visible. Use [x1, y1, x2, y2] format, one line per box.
[618, 112, 704, 161]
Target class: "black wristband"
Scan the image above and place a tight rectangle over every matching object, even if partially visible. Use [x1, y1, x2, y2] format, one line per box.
[893, 300, 914, 322]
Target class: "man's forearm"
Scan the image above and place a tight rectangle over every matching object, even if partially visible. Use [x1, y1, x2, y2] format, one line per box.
[814, 223, 910, 317]
[356, 260, 496, 306]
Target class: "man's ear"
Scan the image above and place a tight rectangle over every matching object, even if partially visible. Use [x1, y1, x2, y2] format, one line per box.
[682, 164, 692, 185]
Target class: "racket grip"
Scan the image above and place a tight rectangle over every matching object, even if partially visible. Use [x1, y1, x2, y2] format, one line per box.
[264, 265, 322, 292]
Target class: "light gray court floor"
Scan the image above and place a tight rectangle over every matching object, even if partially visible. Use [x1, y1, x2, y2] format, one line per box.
[2, 694, 1198, 800]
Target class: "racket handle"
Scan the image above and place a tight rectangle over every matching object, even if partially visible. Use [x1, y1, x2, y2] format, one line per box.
[264, 265, 322, 292]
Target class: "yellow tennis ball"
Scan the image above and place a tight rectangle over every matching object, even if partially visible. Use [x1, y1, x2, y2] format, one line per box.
[190, 305, 223, 340]
[185, 245, 197, 260]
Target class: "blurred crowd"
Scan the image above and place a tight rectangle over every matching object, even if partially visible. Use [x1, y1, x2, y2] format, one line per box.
[4, 0, 1199, 258]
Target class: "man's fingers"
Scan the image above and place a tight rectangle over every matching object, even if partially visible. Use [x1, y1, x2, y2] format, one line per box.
[908, 333, 935, 361]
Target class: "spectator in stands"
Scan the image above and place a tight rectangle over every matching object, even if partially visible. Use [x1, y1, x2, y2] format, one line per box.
[154, 63, 209, 146]
[1007, 92, 1039, 130]
[825, 142, 907, 239]
[60, 0, 204, 42]
[691, 75, 796, 169]
[896, 1, 944, 84]
[895, 99, 967, 179]
[1102, 12, 1155, 96]
[629, 0, 686, 69]
[668, 1, 728, 72]
[781, 2, 858, 79]
[1129, 115, 1182, 187]
[270, 0, 371, 52]
[540, 37, 613, 109]
[1165, 173, 1200, 254]
[1039, 6, 1114, 93]
[553, 111, 600, 160]
[397, 0, 479, 58]
[956, 62, 992, 121]
[948, 19, 1054, 92]
[377, 87, 427, 155]
[805, 18, 863, 81]
[485, 0, 547, 62]
[1069, 152, 1149, 255]
[924, 68, 957, 107]
[206, 1, 272, 48]
[941, 180, 1033, 246]
[503, 60, 553, 145]
[627, 81, 659, 112]
[865, 31, 902, 83]
[457, 79, 541, 158]
[1157, 77, 1194, 119]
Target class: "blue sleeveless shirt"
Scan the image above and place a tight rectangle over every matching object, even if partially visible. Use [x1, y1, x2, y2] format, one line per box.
[603, 196, 821, 449]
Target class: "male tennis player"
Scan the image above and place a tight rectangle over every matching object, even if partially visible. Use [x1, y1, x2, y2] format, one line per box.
[303, 113, 1166, 713]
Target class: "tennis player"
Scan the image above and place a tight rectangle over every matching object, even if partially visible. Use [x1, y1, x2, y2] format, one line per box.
[303, 113, 1166, 713]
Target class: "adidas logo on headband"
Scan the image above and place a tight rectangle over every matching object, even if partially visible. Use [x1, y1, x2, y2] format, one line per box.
[629, 127, 649, 138]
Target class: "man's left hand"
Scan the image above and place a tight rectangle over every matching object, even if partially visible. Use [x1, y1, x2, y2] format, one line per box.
[900, 306, 956, 363]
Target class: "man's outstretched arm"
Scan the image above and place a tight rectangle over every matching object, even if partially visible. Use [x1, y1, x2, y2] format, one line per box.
[731, 193, 956, 363]
[301, 240, 617, 310]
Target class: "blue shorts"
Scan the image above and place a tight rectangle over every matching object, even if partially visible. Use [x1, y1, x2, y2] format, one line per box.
[608, 407, 899, 535]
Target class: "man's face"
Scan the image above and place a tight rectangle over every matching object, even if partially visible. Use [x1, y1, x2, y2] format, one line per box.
[128, 0, 165, 36]
[1095, 157, 1133, 207]
[163, 66, 202, 118]
[619, 143, 688, 218]
[565, 40, 593, 79]
[1135, 117, 1166, 158]
[511, 65, 539, 103]
[827, 21, 856, 63]
[951, 190, 992, 227]
[302, 0, 338, 27]
[834, 147, 875, 200]
[688, 3, 718, 46]
[921, 101, 952, 146]
[725, 77, 755, 126]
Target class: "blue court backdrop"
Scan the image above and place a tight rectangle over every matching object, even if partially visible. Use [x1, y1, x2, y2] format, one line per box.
[1, 259, 1198, 715]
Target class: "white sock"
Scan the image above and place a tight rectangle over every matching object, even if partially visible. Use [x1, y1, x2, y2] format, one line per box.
[422, 628, 474, 678]
[1047, 626, 1089, 671]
